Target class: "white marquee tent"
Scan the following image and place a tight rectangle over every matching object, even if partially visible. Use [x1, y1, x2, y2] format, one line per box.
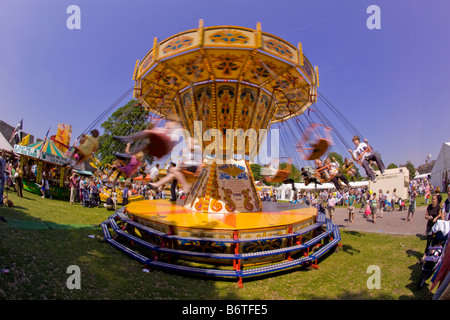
[276, 180, 369, 201]
[0, 131, 13, 151]
[430, 142, 450, 190]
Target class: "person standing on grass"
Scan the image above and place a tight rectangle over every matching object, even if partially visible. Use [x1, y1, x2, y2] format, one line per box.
[444, 189, 450, 221]
[425, 183, 430, 205]
[44, 174, 52, 199]
[40, 172, 47, 198]
[327, 192, 336, 222]
[407, 185, 418, 221]
[348, 188, 356, 223]
[422, 195, 445, 261]
[122, 184, 129, 206]
[15, 165, 24, 198]
[435, 186, 442, 206]
[0, 150, 6, 206]
[69, 171, 78, 204]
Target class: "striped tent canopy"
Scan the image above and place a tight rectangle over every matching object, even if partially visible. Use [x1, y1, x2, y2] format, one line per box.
[14, 139, 67, 166]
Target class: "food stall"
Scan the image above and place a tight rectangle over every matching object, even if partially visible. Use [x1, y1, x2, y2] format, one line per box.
[13, 139, 70, 199]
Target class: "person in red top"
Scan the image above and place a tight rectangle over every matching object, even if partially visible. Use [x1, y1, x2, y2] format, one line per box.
[113, 121, 180, 159]
[107, 143, 144, 184]
[69, 171, 78, 205]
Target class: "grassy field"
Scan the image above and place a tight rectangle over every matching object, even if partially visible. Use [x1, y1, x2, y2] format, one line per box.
[0, 189, 434, 300]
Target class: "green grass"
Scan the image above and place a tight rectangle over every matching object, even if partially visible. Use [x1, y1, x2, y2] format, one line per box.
[0, 189, 434, 300]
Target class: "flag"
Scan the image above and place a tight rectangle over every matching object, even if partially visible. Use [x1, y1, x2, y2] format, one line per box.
[43, 126, 51, 141]
[38, 126, 51, 161]
[19, 134, 30, 146]
[9, 119, 23, 145]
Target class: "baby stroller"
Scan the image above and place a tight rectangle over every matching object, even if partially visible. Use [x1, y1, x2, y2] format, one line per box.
[81, 187, 91, 207]
[418, 228, 448, 289]
[89, 186, 101, 208]
[384, 200, 394, 212]
[398, 198, 406, 211]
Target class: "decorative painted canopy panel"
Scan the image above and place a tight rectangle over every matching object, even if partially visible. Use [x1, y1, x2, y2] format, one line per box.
[134, 21, 319, 136]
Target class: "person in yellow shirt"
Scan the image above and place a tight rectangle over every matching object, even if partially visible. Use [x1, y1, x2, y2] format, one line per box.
[67, 130, 99, 166]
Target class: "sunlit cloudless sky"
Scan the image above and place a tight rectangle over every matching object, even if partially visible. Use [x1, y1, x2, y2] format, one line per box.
[1, 0, 449, 168]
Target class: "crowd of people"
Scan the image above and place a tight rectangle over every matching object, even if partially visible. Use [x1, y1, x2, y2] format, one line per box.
[0, 144, 188, 211]
[0, 150, 24, 205]
[279, 174, 450, 264]
[278, 175, 450, 225]
[65, 162, 188, 211]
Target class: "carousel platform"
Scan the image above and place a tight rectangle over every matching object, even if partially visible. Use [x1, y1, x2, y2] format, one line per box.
[101, 200, 341, 287]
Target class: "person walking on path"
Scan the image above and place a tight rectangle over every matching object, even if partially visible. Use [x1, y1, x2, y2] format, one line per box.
[370, 192, 377, 223]
[348, 189, 356, 223]
[359, 190, 368, 213]
[377, 189, 383, 219]
[391, 188, 398, 211]
[407, 185, 418, 221]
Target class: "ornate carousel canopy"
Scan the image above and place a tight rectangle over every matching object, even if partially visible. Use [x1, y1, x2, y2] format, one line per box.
[133, 21, 319, 138]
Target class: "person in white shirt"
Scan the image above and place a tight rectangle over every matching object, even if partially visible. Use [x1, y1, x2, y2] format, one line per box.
[149, 164, 160, 181]
[325, 157, 350, 190]
[348, 136, 385, 182]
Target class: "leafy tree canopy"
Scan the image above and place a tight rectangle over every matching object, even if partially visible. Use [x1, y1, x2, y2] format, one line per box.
[387, 163, 398, 169]
[405, 161, 416, 180]
[95, 99, 153, 167]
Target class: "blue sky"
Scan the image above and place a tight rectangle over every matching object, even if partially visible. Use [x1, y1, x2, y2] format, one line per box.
[0, 0, 449, 168]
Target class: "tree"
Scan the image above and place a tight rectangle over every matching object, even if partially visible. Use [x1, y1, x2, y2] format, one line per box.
[95, 99, 152, 167]
[258, 162, 302, 186]
[387, 163, 398, 169]
[326, 152, 344, 165]
[405, 161, 416, 180]
[280, 162, 302, 183]
[250, 163, 262, 181]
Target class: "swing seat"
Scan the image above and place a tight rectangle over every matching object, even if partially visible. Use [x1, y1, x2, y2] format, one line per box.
[314, 164, 331, 184]
[305, 139, 329, 160]
[266, 170, 290, 183]
[181, 170, 197, 183]
[264, 160, 292, 183]
[296, 123, 332, 161]
[314, 174, 326, 184]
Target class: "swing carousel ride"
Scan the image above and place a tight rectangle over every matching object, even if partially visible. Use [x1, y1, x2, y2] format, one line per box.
[102, 21, 346, 286]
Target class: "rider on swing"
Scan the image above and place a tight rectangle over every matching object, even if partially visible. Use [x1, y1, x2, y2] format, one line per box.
[325, 157, 351, 190]
[301, 167, 322, 187]
[348, 136, 385, 182]
[314, 158, 331, 183]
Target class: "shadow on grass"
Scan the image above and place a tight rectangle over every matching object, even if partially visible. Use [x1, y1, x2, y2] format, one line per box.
[0, 191, 242, 300]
